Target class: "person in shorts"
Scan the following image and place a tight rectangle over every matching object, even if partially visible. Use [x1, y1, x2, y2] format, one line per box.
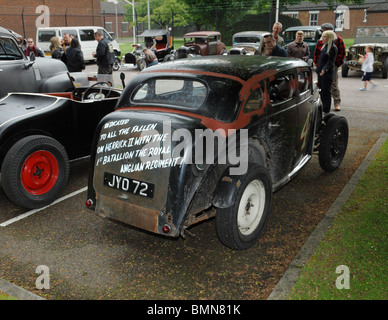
[360, 45, 377, 91]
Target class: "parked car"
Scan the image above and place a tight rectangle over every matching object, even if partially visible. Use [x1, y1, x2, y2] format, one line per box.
[0, 79, 122, 209]
[121, 29, 173, 71]
[283, 25, 322, 66]
[85, 56, 348, 250]
[36, 26, 121, 61]
[342, 26, 388, 79]
[0, 27, 79, 98]
[165, 31, 226, 60]
[228, 31, 267, 55]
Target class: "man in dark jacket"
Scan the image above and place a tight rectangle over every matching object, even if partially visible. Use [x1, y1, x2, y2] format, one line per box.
[262, 33, 288, 57]
[93, 31, 115, 75]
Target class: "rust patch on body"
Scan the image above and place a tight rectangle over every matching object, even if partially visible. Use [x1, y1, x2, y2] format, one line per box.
[96, 193, 159, 233]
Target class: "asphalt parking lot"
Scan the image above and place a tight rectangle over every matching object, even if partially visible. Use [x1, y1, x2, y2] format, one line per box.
[0, 62, 387, 300]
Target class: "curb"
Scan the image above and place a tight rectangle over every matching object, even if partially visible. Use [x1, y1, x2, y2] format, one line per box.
[0, 278, 45, 300]
[267, 132, 388, 300]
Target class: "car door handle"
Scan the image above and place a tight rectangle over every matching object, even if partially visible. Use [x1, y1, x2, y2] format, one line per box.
[268, 122, 280, 128]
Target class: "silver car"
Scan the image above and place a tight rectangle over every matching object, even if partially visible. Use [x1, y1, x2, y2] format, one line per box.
[0, 27, 75, 98]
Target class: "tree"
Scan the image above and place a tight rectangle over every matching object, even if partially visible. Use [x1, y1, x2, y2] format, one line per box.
[125, 0, 191, 29]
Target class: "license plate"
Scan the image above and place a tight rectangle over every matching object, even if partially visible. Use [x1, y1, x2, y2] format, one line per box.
[104, 172, 154, 199]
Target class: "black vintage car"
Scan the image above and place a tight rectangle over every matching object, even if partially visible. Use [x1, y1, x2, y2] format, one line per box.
[86, 56, 348, 250]
[122, 29, 173, 71]
[0, 81, 121, 209]
[0, 27, 77, 98]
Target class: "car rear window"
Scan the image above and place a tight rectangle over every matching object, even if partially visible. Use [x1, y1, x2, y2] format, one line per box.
[133, 79, 207, 109]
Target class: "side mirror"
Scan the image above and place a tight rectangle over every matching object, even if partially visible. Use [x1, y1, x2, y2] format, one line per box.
[120, 72, 126, 89]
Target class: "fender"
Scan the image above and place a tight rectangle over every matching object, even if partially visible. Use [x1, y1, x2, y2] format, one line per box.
[212, 137, 269, 209]
[212, 168, 245, 209]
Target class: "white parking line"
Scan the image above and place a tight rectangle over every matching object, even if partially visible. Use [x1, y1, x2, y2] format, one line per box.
[0, 187, 87, 227]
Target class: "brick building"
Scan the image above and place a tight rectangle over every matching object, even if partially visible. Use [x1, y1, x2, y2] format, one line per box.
[282, 0, 388, 38]
[0, 0, 103, 39]
[101, 1, 132, 39]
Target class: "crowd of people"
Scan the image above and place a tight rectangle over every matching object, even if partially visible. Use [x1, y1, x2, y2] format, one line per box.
[19, 20, 378, 114]
[260, 21, 347, 113]
[20, 31, 115, 78]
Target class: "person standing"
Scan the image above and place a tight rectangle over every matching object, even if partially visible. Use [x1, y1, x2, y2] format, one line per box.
[359, 45, 377, 91]
[65, 38, 85, 72]
[25, 38, 44, 57]
[286, 30, 310, 62]
[262, 33, 288, 57]
[259, 22, 285, 55]
[316, 30, 338, 114]
[314, 23, 346, 111]
[49, 36, 64, 60]
[93, 31, 115, 77]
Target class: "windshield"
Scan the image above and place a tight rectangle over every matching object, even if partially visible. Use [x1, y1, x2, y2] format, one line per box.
[284, 30, 318, 42]
[129, 76, 242, 122]
[233, 36, 261, 44]
[0, 37, 23, 59]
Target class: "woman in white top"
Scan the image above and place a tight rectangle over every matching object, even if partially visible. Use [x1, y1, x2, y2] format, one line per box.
[360, 45, 377, 91]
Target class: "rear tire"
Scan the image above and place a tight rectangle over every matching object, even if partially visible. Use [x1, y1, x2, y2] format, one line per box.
[382, 57, 388, 79]
[215, 165, 272, 250]
[318, 115, 348, 172]
[1, 135, 69, 209]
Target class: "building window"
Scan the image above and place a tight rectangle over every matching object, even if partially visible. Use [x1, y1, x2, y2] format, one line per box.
[309, 11, 319, 26]
[335, 10, 345, 31]
[283, 11, 299, 19]
[105, 22, 112, 32]
[122, 22, 129, 33]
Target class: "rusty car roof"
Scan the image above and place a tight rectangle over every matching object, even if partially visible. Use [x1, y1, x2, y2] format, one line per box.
[142, 55, 308, 82]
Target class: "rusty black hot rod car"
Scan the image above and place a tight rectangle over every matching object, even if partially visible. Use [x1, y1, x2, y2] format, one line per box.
[86, 56, 348, 250]
[0, 81, 121, 209]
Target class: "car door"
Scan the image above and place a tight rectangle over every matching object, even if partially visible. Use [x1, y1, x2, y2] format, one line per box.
[265, 71, 299, 186]
[294, 68, 315, 165]
[0, 36, 37, 98]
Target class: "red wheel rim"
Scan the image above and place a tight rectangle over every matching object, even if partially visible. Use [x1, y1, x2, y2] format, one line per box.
[21, 150, 59, 195]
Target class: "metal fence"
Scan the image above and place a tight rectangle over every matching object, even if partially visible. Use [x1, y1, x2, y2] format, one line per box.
[1, 2, 387, 45]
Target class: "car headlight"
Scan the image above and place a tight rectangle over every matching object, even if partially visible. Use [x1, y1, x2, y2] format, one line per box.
[377, 47, 382, 52]
[350, 47, 356, 52]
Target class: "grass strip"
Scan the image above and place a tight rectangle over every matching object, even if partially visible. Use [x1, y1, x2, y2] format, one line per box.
[288, 138, 387, 300]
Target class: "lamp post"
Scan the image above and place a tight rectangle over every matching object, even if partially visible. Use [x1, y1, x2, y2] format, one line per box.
[107, 0, 119, 39]
[121, 0, 137, 45]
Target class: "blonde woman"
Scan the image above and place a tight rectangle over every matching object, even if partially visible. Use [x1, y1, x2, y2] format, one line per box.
[316, 30, 338, 113]
[49, 36, 64, 60]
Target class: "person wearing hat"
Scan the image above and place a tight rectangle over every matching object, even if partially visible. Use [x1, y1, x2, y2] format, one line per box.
[313, 23, 346, 111]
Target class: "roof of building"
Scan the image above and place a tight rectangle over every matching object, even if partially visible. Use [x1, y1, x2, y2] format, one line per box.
[100, 1, 127, 15]
[284, 0, 388, 12]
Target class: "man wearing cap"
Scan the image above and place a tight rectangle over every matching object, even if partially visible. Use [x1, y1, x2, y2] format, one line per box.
[314, 23, 346, 111]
